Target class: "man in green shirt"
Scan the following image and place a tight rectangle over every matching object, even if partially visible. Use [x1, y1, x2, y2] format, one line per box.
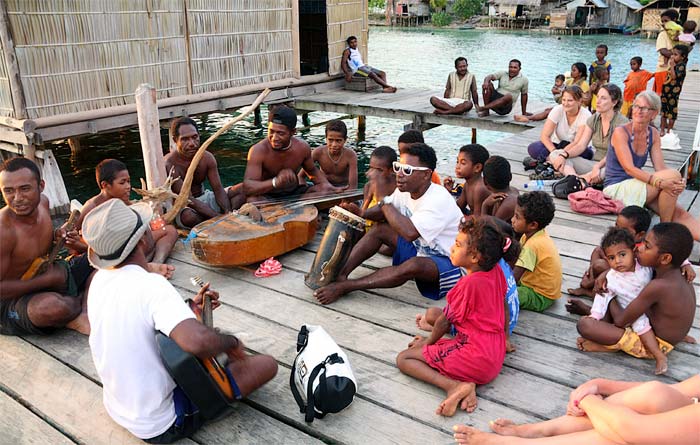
[478, 59, 530, 117]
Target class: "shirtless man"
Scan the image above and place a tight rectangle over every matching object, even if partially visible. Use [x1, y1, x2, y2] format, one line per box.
[430, 57, 479, 115]
[299, 119, 358, 188]
[478, 59, 530, 117]
[576, 223, 696, 373]
[234, 106, 343, 205]
[0, 158, 90, 335]
[165, 117, 238, 228]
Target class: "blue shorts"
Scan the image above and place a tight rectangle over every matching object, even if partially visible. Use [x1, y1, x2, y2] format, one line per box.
[392, 236, 463, 300]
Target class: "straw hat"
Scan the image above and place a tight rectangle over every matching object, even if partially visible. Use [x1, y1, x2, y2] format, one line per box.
[82, 199, 153, 269]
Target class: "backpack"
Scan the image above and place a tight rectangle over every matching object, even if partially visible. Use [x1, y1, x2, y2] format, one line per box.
[552, 175, 587, 199]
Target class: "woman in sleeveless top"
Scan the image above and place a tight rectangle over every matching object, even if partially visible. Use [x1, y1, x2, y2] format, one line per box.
[604, 91, 700, 240]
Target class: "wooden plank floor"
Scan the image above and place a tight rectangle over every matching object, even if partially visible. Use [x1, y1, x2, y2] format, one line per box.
[1, 79, 698, 445]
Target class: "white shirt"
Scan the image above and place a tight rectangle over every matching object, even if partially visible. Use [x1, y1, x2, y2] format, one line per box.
[348, 47, 365, 73]
[547, 104, 592, 144]
[390, 183, 462, 257]
[88, 265, 196, 439]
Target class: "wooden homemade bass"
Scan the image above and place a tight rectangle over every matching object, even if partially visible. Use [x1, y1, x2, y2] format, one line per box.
[21, 208, 80, 280]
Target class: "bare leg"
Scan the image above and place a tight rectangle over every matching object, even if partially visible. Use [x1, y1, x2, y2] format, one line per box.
[226, 354, 278, 398]
[639, 330, 668, 375]
[416, 306, 442, 331]
[565, 299, 592, 315]
[149, 224, 178, 264]
[26, 291, 82, 331]
[576, 316, 625, 346]
[368, 72, 396, 92]
[515, 108, 551, 123]
[454, 425, 617, 445]
[430, 96, 452, 111]
[146, 262, 175, 279]
[178, 207, 205, 229]
[337, 222, 398, 282]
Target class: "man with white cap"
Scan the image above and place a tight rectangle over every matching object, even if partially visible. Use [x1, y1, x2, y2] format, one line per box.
[82, 198, 277, 442]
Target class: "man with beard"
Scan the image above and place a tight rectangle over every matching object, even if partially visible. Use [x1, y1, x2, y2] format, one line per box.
[165, 117, 239, 228]
[313, 143, 464, 305]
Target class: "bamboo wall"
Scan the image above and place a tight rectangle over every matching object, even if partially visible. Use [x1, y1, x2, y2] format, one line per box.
[0, 48, 12, 116]
[327, 0, 368, 75]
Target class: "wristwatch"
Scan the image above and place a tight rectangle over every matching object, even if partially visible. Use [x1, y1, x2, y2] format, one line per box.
[378, 195, 393, 208]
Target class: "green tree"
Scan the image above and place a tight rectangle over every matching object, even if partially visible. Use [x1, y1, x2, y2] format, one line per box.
[430, 0, 448, 10]
[452, 0, 484, 19]
[431, 11, 452, 26]
[369, 0, 386, 8]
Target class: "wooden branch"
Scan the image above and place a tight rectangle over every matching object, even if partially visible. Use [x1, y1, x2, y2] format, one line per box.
[163, 88, 271, 223]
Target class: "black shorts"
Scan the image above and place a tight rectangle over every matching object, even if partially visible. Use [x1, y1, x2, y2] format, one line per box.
[489, 90, 514, 115]
[263, 183, 309, 200]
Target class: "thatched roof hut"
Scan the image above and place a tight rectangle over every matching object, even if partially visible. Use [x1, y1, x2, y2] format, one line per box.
[0, 0, 369, 144]
[636, 0, 700, 32]
[565, 0, 642, 29]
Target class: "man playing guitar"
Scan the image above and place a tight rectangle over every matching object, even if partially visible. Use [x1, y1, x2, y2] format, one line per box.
[82, 198, 277, 443]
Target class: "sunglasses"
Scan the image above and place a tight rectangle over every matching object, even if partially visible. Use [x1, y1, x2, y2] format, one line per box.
[631, 104, 654, 113]
[392, 161, 431, 176]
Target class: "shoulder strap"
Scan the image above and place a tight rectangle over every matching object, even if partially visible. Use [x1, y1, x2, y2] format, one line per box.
[290, 326, 310, 413]
[305, 362, 327, 422]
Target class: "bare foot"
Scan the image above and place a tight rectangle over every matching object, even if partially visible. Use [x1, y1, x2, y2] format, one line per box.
[654, 356, 668, 375]
[513, 115, 530, 123]
[437, 382, 476, 416]
[383, 86, 397, 93]
[146, 262, 175, 279]
[565, 299, 591, 316]
[415, 313, 433, 331]
[478, 110, 489, 117]
[577, 336, 614, 352]
[682, 335, 697, 344]
[567, 287, 594, 298]
[453, 425, 509, 445]
[434, 109, 448, 115]
[506, 339, 516, 353]
[313, 282, 349, 305]
[66, 312, 90, 335]
[489, 418, 541, 438]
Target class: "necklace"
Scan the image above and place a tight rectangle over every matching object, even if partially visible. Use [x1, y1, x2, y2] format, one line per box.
[272, 139, 293, 152]
[328, 147, 342, 164]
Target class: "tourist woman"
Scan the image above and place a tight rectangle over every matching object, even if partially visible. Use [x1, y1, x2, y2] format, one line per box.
[552, 84, 627, 183]
[526, 86, 592, 165]
[566, 62, 591, 107]
[452, 374, 700, 445]
[603, 91, 700, 240]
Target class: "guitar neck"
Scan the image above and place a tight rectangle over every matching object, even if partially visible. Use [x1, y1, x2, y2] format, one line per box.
[47, 209, 80, 263]
[201, 294, 213, 328]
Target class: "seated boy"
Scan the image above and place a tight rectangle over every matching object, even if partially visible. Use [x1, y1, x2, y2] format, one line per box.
[443, 144, 490, 215]
[510, 191, 562, 312]
[397, 130, 442, 186]
[576, 223, 697, 370]
[299, 120, 358, 188]
[481, 156, 519, 223]
[74, 159, 178, 270]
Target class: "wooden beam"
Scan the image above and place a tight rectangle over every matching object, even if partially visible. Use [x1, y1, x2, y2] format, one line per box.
[291, 0, 300, 78]
[0, 1, 27, 119]
[135, 84, 167, 190]
[0, 124, 29, 145]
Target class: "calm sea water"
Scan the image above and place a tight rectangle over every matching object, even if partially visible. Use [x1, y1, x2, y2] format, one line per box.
[52, 28, 699, 202]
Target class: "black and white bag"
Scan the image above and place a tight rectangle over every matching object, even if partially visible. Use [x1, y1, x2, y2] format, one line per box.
[290, 325, 357, 422]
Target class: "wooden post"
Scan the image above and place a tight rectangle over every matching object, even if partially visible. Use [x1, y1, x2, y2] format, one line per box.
[471, 128, 477, 144]
[253, 106, 262, 127]
[302, 112, 311, 127]
[291, 0, 300, 78]
[67, 137, 82, 157]
[0, 1, 27, 119]
[135, 84, 167, 190]
[357, 115, 366, 142]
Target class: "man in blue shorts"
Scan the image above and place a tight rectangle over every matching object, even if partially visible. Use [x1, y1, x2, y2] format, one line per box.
[341, 35, 397, 93]
[314, 143, 463, 304]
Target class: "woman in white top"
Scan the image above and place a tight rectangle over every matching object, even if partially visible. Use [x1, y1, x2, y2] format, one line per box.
[526, 86, 592, 164]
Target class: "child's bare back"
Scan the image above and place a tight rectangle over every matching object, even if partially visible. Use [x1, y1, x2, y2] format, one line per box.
[643, 275, 695, 345]
[459, 178, 490, 215]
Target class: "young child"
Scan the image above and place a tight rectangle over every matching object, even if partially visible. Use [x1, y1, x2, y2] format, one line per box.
[577, 223, 697, 374]
[590, 66, 609, 112]
[399, 217, 512, 416]
[679, 20, 697, 48]
[552, 74, 565, 104]
[75, 159, 178, 268]
[660, 44, 689, 136]
[353, 145, 397, 232]
[568, 205, 651, 299]
[397, 130, 441, 185]
[665, 18, 684, 42]
[300, 119, 358, 188]
[443, 144, 490, 215]
[481, 156, 519, 223]
[587, 227, 667, 374]
[589, 44, 611, 84]
[621, 57, 654, 117]
[511, 191, 562, 312]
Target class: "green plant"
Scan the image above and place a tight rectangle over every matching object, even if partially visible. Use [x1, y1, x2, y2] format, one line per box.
[452, 0, 484, 19]
[430, 0, 448, 10]
[431, 11, 452, 26]
[369, 0, 386, 8]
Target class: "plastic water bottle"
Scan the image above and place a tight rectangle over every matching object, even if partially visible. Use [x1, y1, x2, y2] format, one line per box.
[523, 179, 558, 192]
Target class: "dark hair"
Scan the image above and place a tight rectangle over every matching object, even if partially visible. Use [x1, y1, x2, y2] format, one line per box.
[397, 129, 424, 146]
[683, 20, 697, 33]
[594, 65, 609, 77]
[555, 74, 565, 82]
[673, 44, 690, 60]
[509, 59, 522, 68]
[371, 145, 397, 167]
[619, 205, 651, 234]
[459, 144, 490, 166]
[346, 35, 357, 45]
[482, 156, 511, 190]
[600, 83, 623, 111]
[516, 191, 555, 229]
[572, 62, 588, 80]
[596, 44, 609, 55]
[170, 116, 198, 140]
[454, 57, 467, 67]
[325, 119, 348, 139]
[631, 56, 643, 66]
[601, 226, 635, 251]
[651, 222, 693, 267]
[402, 142, 437, 171]
[459, 217, 505, 271]
[483, 215, 521, 267]
[96, 159, 128, 186]
[562, 85, 583, 102]
[0, 157, 41, 184]
[660, 9, 679, 21]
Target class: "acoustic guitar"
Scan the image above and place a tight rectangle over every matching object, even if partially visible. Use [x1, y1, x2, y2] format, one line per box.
[156, 276, 236, 420]
[21, 208, 80, 280]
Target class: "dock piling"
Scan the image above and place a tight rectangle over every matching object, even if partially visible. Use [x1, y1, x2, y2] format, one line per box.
[135, 84, 167, 191]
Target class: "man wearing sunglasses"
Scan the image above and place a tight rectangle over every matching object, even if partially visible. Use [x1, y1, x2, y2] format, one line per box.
[314, 143, 464, 305]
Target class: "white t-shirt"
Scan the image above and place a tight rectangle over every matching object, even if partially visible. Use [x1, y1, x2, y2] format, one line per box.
[546, 104, 592, 144]
[389, 183, 462, 257]
[88, 265, 196, 439]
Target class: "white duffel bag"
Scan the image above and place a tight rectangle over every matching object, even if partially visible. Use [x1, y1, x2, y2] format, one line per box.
[290, 324, 357, 422]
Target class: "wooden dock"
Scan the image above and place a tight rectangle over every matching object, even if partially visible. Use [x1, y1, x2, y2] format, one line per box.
[1, 78, 699, 444]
